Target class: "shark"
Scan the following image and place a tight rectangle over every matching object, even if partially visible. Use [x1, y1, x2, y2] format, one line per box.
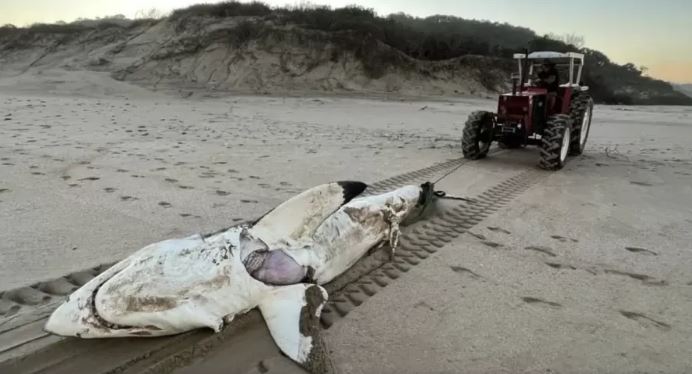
[44, 181, 435, 370]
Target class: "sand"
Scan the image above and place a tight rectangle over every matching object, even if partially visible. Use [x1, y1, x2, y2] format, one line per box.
[328, 147, 692, 373]
[1, 70, 692, 373]
[0, 69, 487, 290]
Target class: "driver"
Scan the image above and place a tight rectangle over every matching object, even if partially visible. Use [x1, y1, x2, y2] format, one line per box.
[536, 60, 560, 92]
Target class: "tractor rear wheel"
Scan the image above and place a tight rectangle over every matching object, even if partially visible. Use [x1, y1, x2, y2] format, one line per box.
[568, 93, 594, 155]
[539, 114, 572, 170]
[462, 111, 494, 159]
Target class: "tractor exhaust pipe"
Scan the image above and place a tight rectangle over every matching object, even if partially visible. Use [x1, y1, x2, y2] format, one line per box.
[511, 74, 519, 95]
[519, 48, 529, 94]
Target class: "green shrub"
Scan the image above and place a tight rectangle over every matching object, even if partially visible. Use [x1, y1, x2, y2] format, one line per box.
[171, 1, 271, 19]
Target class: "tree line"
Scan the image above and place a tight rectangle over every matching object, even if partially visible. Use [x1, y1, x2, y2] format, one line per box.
[3, 1, 690, 104]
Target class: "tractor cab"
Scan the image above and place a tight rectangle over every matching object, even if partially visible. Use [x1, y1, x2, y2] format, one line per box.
[499, 51, 586, 136]
[461, 50, 594, 170]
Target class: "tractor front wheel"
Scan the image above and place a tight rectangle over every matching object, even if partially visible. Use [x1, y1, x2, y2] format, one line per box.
[462, 111, 494, 159]
[569, 94, 594, 155]
[539, 114, 572, 170]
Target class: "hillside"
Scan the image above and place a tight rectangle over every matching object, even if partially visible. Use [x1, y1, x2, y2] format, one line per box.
[675, 84, 692, 98]
[0, 1, 689, 105]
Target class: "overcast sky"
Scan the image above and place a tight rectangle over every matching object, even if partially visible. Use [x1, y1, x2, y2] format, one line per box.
[2, 0, 691, 83]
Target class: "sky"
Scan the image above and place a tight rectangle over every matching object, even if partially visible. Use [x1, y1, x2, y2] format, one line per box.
[2, 0, 691, 83]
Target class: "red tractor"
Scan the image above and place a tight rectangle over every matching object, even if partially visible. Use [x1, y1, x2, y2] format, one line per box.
[461, 51, 594, 170]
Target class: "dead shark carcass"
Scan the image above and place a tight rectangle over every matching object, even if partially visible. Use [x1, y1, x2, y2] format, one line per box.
[44, 181, 435, 369]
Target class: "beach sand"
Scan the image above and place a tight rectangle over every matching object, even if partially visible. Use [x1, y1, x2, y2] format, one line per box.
[1, 71, 691, 373]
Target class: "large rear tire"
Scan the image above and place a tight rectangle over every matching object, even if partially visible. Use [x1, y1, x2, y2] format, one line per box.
[461, 111, 494, 159]
[539, 114, 572, 170]
[568, 92, 594, 155]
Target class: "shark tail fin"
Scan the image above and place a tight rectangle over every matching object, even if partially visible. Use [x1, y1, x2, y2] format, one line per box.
[258, 284, 331, 373]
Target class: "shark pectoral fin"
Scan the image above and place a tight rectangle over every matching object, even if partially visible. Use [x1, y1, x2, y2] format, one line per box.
[258, 284, 328, 371]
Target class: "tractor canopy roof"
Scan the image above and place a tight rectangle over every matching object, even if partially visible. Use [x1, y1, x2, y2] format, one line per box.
[513, 51, 584, 65]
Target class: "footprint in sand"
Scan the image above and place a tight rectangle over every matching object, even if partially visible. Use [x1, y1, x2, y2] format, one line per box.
[550, 235, 568, 242]
[467, 232, 487, 240]
[604, 269, 667, 286]
[619, 310, 671, 331]
[449, 266, 482, 279]
[630, 181, 653, 187]
[545, 262, 577, 270]
[487, 226, 511, 234]
[413, 301, 435, 311]
[625, 247, 658, 256]
[521, 296, 562, 308]
[550, 235, 578, 243]
[481, 241, 503, 249]
[525, 246, 557, 257]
